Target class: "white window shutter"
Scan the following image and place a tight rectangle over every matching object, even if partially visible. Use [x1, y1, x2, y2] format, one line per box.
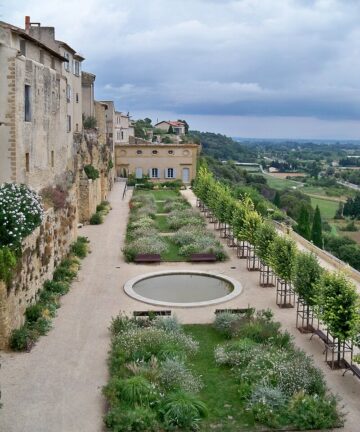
[148, 168, 152, 177]
[164, 169, 168, 179]
[173, 169, 177, 178]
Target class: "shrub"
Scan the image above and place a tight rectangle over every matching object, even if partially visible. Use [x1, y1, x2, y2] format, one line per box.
[153, 316, 182, 333]
[0, 183, 43, 247]
[25, 304, 44, 323]
[123, 235, 168, 262]
[158, 358, 203, 393]
[40, 185, 68, 210]
[84, 164, 100, 180]
[43, 280, 69, 295]
[53, 259, 77, 283]
[215, 338, 262, 369]
[71, 236, 89, 258]
[90, 212, 103, 225]
[104, 375, 156, 407]
[160, 391, 208, 430]
[109, 313, 138, 336]
[83, 115, 97, 129]
[9, 327, 32, 351]
[288, 393, 343, 430]
[214, 312, 240, 338]
[30, 317, 52, 336]
[0, 246, 17, 284]
[104, 406, 159, 431]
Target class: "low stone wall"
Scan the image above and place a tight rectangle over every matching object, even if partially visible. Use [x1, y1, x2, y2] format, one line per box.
[273, 221, 360, 284]
[0, 202, 77, 349]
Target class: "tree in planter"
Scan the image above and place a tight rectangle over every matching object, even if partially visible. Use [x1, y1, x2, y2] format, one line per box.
[239, 210, 263, 270]
[296, 204, 311, 240]
[311, 205, 323, 248]
[293, 252, 322, 332]
[315, 271, 360, 366]
[269, 235, 297, 307]
[254, 223, 277, 266]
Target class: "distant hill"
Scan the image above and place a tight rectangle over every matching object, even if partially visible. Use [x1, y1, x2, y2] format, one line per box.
[190, 130, 257, 162]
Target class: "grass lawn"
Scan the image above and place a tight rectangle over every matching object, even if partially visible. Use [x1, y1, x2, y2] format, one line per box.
[146, 189, 180, 200]
[261, 174, 302, 190]
[310, 196, 339, 219]
[155, 215, 172, 232]
[184, 325, 255, 431]
[161, 236, 184, 261]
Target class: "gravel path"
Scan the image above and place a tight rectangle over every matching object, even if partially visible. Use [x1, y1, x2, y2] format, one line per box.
[0, 184, 359, 431]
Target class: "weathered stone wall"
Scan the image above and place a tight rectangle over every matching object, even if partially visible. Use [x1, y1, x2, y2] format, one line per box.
[0, 193, 77, 349]
[78, 177, 102, 222]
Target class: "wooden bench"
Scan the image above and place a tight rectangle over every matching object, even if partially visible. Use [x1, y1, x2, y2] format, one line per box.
[133, 310, 171, 317]
[343, 359, 360, 379]
[310, 329, 335, 353]
[215, 308, 254, 315]
[134, 254, 161, 263]
[189, 253, 216, 262]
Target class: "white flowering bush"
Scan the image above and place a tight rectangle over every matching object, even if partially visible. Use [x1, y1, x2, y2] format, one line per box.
[167, 209, 205, 230]
[153, 316, 182, 333]
[128, 216, 155, 231]
[123, 235, 168, 262]
[158, 358, 203, 393]
[163, 198, 189, 213]
[0, 183, 44, 247]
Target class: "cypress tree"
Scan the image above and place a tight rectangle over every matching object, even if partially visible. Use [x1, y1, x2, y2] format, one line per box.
[296, 204, 311, 240]
[273, 191, 281, 208]
[311, 205, 323, 248]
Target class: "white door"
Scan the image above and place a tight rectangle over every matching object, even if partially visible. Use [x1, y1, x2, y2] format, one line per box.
[182, 167, 190, 183]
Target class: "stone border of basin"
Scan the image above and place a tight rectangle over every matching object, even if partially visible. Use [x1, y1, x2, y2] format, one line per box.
[123, 269, 243, 308]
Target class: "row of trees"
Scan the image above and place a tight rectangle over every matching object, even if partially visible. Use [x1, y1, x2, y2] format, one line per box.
[194, 167, 360, 359]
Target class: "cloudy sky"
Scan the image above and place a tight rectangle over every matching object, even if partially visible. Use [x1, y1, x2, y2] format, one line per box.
[2, 0, 360, 139]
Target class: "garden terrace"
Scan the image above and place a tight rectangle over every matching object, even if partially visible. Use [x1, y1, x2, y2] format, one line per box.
[103, 311, 343, 431]
[123, 190, 227, 262]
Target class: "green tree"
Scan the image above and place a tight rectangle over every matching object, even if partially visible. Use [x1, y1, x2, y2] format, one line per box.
[177, 119, 189, 134]
[293, 252, 322, 330]
[296, 204, 311, 240]
[269, 235, 297, 282]
[315, 271, 360, 363]
[168, 125, 174, 134]
[253, 223, 277, 266]
[311, 205, 323, 248]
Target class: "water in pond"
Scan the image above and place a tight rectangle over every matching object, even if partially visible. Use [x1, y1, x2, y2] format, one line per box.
[132, 273, 233, 303]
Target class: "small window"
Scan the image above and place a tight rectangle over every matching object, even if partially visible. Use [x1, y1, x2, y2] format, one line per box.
[136, 150, 142, 155]
[121, 131, 124, 140]
[20, 39, 26, 56]
[168, 150, 174, 155]
[76, 93, 79, 103]
[67, 115, 71, 132]
[74, 60, 80, 76]
[24, 85, 31, 122]
[64, 53, 70, 71]
[151, 168, 159, 178]
[39, 50, 44, 64]
[66, 84, 71, 102]
[25, 153, 30, 172]
[167, 168, 174, 178]
[51, 150, 54, 167]
[152, 150, 158, 155]
[135, 168, 143, 179]
[51, 57, 55, 69]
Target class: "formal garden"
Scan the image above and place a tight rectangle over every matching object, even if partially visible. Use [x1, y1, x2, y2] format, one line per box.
[123, 189, 227, 262]
[103, 311, 343, 431]
[194, 167, 360, 375]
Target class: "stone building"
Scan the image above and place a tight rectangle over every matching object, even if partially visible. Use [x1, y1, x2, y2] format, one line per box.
[82, 71, 96, 119]
[0, 19, 70, 189]
[155, 120, 186, 135]
[115, 138, 200, 183]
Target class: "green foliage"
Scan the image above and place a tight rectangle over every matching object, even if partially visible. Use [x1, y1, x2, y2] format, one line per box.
[25, 304, 44, 323]
[315, 271, 360, 342]
[288, 393, 343, 430]
[9, 327, 32, 351]
[0, 246, 17, 284]
[268, 235, 297, 282]
[161, 391, 208, 429]
[273, 190, 281, 207]
[253, 223, 277, 265]
[296, 204, 311, 240]
[104, 406, 159, 431]
[158, 358, 203, 393]
[90, 212, 103, 225]
[0, 183, 43, 247]
[71, 236, 89, 258]
[84, 164, 100, 180]
[293, 252, 322, 306]
[214, 312, 241, 338]
[311, 205, 323, 248]
[83, 115, 97, 129]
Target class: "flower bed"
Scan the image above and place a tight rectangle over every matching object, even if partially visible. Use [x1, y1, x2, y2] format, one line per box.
[104, 314, 207, 431]
[123, 191, 227, 262]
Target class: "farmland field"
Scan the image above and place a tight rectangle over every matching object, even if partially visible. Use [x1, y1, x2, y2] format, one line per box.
[310, 196, 338, 219]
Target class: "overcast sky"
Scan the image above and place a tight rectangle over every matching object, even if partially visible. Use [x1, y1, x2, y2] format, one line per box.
[2, 0, 360, 139]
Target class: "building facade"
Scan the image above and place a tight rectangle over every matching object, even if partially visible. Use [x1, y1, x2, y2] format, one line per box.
[0, 19, 69, 189]
[155, 120, 186, 135]
[115, 139, 199, 183]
